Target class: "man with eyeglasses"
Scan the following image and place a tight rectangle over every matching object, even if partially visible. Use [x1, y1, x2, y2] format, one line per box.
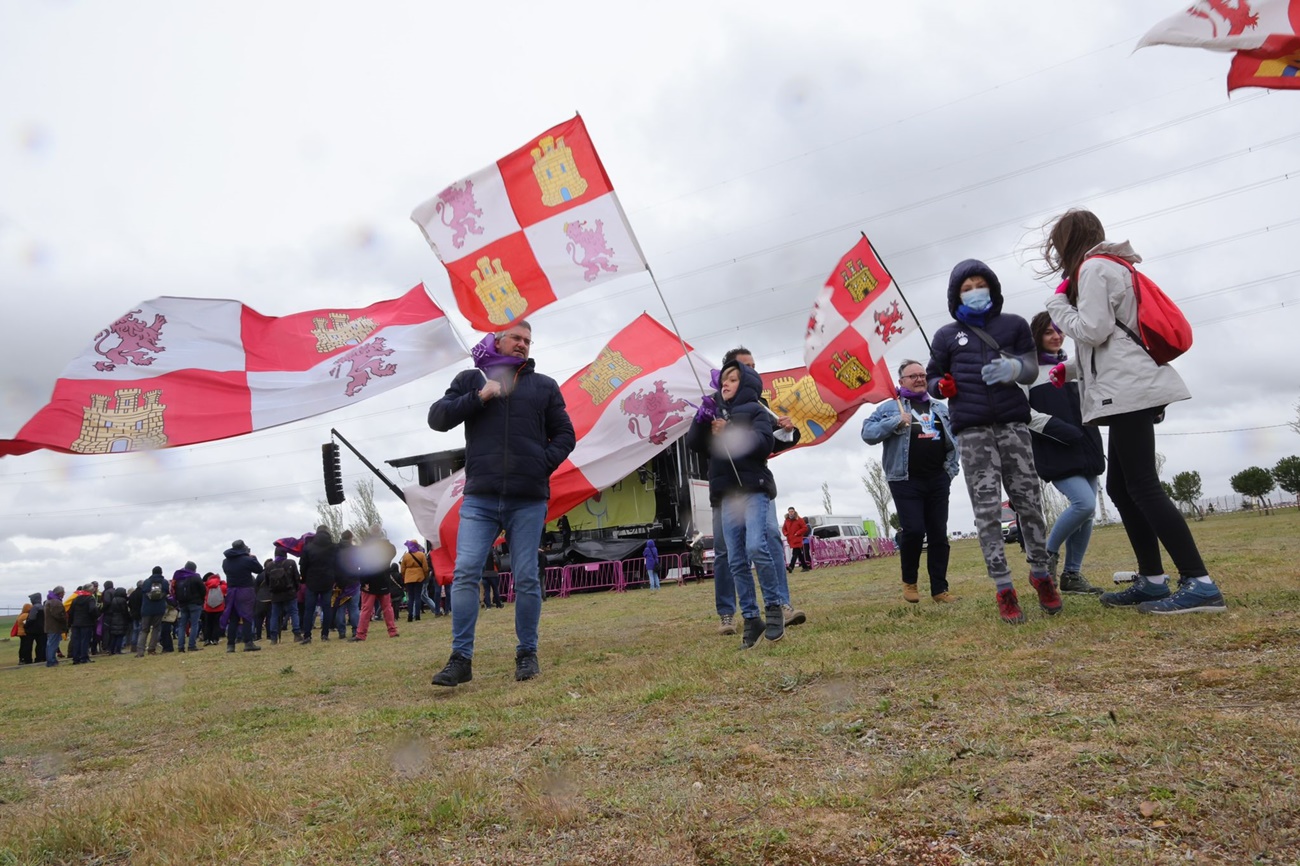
[862, 359, 960, 604]
[428, 321, 576, 689]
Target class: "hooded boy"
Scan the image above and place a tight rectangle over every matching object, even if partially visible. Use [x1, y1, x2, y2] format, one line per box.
[926, 259, 1058, 625]
[686, 359, 784, 648]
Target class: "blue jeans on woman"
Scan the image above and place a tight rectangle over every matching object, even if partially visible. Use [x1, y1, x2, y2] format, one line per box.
[720, 491, 783, 621]
[450, 495, 548, 659]
[1047, 475, 1099, 574]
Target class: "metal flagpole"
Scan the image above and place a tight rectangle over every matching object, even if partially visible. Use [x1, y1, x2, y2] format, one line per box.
[861, 231, 931, 352]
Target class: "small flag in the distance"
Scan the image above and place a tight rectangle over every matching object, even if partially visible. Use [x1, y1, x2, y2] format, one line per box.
[411, 115, 646, 333]
[0, 285, 465, 458]
[805, 235, 916, 405]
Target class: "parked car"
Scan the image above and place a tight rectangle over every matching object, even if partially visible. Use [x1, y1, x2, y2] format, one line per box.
[1001, 517, 1021, 546]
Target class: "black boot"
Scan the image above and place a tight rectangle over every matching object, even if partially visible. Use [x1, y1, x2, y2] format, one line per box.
[764, 605, 785, 643]
[741, 617, 764, 649]
[431, 654, 473, 687]
[243, 642, 262, 652]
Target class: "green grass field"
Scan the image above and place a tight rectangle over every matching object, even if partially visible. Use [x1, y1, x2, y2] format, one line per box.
[2, 509, 1298, 865]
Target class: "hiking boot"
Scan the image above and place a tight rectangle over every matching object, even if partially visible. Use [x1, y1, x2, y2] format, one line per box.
[431, 654, 473, 687]
[1045, 551, 1060, 581]
[226, 644, 236, 653]
[515, 650, 541, 682]
[1029, 574, 1063, 616]
[177, 646, 185, 653]
[931, 591, 957, 603]
[764, 605, 785, 643]
[299, 635, 311, 645]
[1100, 574, 1171, 608]
[996, 587, 1025, 625]
[903, 583, 920, 604]
[717, 614, 737, 636]
[781, 603, 806, 627]
[1059, 571, 1103, 595]
[243, 643, 261, 652]
[740, 617, 764, 649]
[1137, 577, 1227, 615]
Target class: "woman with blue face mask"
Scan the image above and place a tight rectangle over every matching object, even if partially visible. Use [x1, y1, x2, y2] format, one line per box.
[925, 260, 1058, 626]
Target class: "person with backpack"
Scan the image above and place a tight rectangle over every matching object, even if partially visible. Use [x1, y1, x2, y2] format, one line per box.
[220, 540, 264, 653]
[172, 562, 206, 652]
[926, 259, 1059, 625]
[1041, 209, 1225, 614]
[135, 567, 170, 656]
[202, 573, 226, 645]
[262, 547, 303, 643]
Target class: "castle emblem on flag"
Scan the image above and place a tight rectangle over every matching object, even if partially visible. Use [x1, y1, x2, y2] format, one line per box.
[330, 337, 396, 398]
[564, 219, 618, 282]
[72, 388, 167, 453]
[92, 310, 167, 372]
[621, 380, 689, 445]
[873, 301, 906, 344]
[471, 256, 528, 326]
[312, 313, 378, 353]
[532, 135, 588, 206]
[840, 259, 879, 303]
[434, 180, 485, 249]
[763, 375, 838, 441]
[829, 351, 872, 390]
[578, 349, 643, 404]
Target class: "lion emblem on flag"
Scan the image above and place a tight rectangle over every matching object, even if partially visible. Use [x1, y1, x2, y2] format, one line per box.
[621, 380, 688, 445]
[873, 300, 905, 344]
[435, 180, 484, 249]
[564, 219, 618, 282]
[330, 337, 396, 397]
[92, 310, 167, 372]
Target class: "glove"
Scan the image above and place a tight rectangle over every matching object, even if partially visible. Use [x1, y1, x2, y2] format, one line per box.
[981, 357, 1022, 385]
[1055, 278, 1069, 295]
[1049, 363, 1067, 388]
[693, 394, 717, 424]
[936, 374, 957, 398]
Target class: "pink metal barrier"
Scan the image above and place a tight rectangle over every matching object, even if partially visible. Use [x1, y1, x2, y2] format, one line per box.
[809, 536, 897, 567]
[498, 566, 565, 602]
[561, 560, 625, 597]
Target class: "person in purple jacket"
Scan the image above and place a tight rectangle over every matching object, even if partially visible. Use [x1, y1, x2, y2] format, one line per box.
[220, 540, 264, 653]
[926, 259, 1058, 625]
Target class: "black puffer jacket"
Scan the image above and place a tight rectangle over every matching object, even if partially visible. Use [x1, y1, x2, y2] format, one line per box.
[1026, 360, 1106, 481]
[926, 259, 1037, 435]
[107, 588, 131, 636]
[686, 362, 775, 506]
[428, 360, 576, 501]
[300, 532, 338, 594]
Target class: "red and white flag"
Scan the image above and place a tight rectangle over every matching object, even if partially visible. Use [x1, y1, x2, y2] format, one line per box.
[405, 314, 711, 573]
[1138, 0, 1300, 51]
[759, 364, 891, 453]
[411, 115, 646, 333]
[804, 235, 915, 405]
[1228, 35, 1300, 88]
[0, 284, 465, 458]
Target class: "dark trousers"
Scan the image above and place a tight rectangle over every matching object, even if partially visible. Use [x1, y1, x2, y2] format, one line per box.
[405, 583, 423, 620]
[787, 546, 811, 571]
[481, 574, 501, 607]
[69, 625, 93, 663]
[19, 635, 36, 664]
[1106, 409, 1207, 578]
[202, 611, 224, 643]
[890, 473, 953, 596]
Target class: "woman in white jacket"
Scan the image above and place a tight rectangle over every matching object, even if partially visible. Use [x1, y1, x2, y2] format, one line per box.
[1041, 209, 1225, 614]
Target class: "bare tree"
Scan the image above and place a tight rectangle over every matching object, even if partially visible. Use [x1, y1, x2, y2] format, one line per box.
[315, 500, 345, 539]
[1039, 480, 1065, 528]
[1291, 399, 1300, 436]
[1154, 450, 1167, 479]
[861, 459, 894, 534]
[348, 477, 384, 537]
[821, 482, 832, 515]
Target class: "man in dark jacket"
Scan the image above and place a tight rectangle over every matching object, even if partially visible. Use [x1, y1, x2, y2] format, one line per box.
[261, 548, 302, 643]
[427, 322, 575, 688]
[221, 540, 263, 652]
[136, 567, 171, 656]
[67, 585, 99, 664]
[172, 561, 206, 652]
[44, 587, 68, 667]
[299, 528, 336, 644]
[24, 592, 46, 664]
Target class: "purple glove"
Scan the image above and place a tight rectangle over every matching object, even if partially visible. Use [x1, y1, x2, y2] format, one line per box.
[694, 394, 717, 423]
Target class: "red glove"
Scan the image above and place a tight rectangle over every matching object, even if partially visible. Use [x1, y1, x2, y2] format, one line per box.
[1049, 363, 1066, 388]
[1055, 279, 1069, 295]
[937, 374, 957, 398]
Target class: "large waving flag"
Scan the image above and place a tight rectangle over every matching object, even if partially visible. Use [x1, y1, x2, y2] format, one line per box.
[759, 363, 891, 453]
[405, 314, 711, 575]
[0, 285, 465, 458]
[1138, 0, 1300, 51]
[411, 115, 646, 332]
[804, 235, 916, 405]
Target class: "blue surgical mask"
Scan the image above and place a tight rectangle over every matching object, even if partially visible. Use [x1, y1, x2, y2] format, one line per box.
[962, 288, 992, 312]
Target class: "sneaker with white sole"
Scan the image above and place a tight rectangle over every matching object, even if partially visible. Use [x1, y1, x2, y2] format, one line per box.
[1137, 578, 1227, 615]
[1100, 574, 1170, 608]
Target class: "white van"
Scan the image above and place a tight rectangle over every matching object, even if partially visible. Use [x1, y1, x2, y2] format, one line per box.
[806, 515, 866, 540]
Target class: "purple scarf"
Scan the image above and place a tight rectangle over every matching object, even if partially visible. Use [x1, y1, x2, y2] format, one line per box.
[899, 385, 930, 403]
[472, 333, 526, 371]
[1039, 350, 1066, 365]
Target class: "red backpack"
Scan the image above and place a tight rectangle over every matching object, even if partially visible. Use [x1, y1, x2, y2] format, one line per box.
[1088, 255, 1192, 365]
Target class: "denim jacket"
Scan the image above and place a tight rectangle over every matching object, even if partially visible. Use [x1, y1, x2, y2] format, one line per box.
[860, 398, 959, 483]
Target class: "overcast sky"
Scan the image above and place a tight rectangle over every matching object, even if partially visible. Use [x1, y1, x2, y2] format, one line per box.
[2, 1, 1298, 610]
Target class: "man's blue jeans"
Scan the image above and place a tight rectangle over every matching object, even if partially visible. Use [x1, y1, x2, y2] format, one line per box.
[711, 505, 734, 617]
[179, 603, 204, 649]
[270, 600, 301, 638]
[720, 492, 783, 621]
[46, 632, 61, 666]
[450, 495, 547, 659]
[1048, 474, 1099, 574]
[334, 590, 361, 638]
